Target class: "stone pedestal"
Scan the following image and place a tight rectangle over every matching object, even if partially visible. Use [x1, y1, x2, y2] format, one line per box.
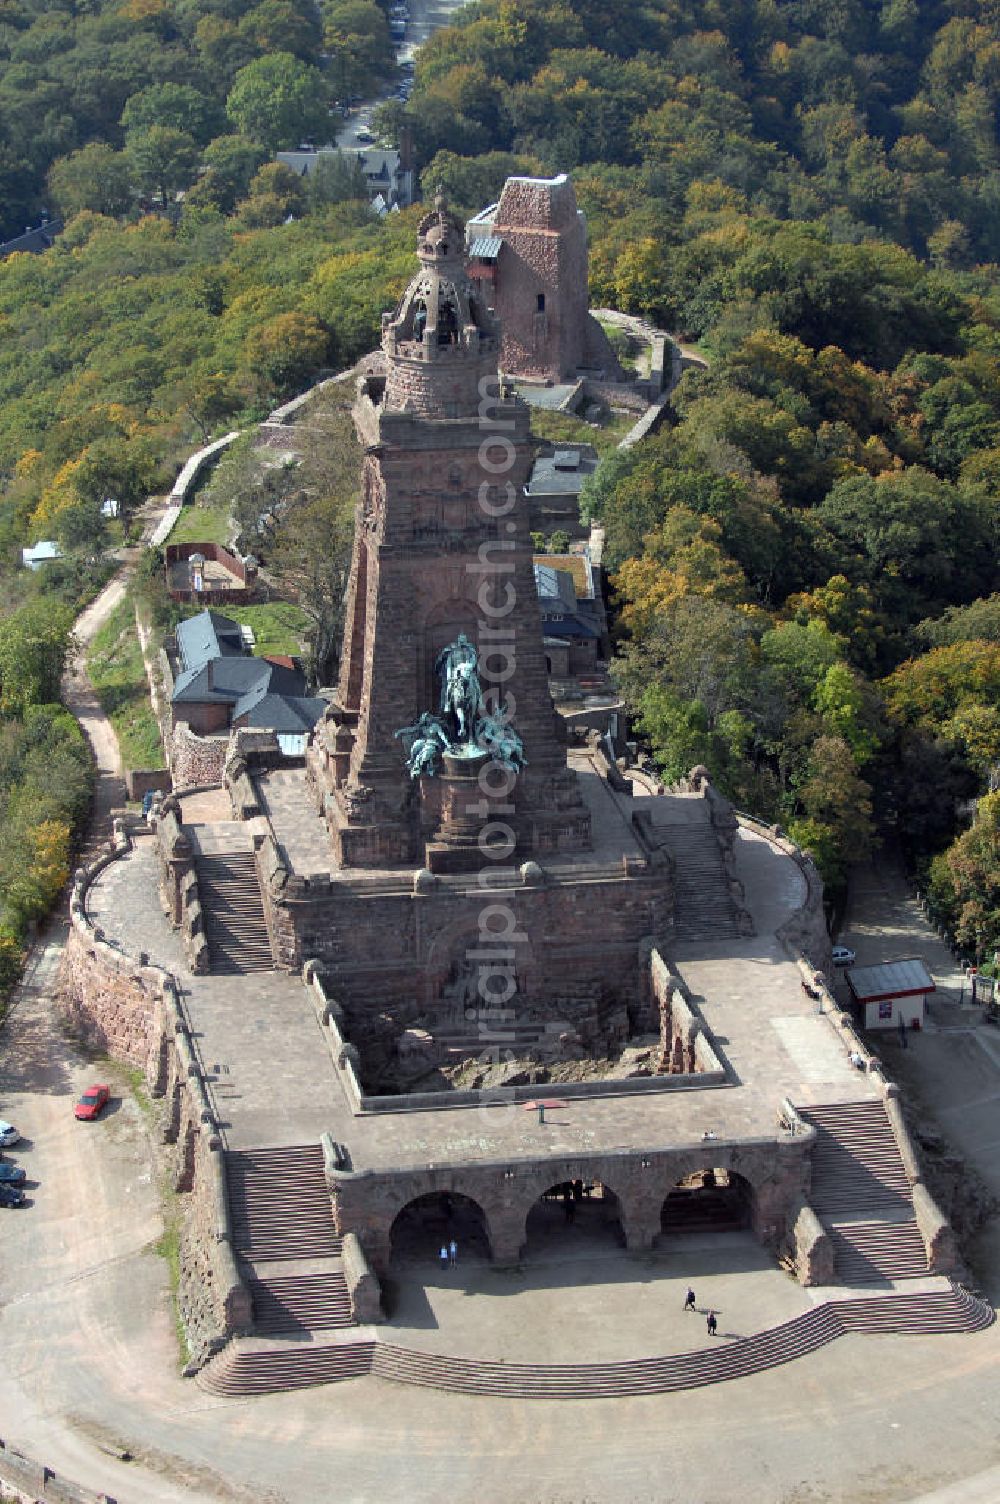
[425, 750, 520, 874]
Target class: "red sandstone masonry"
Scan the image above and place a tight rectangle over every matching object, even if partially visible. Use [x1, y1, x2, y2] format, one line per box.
[61, 823, 252, 1366]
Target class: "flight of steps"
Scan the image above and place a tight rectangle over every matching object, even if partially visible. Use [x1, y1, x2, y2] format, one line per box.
[654, 811, 739, 940]
[661, 1187, 745, 1235]
[224, 1145, 355, 1366]
[248, 1270, 353, 1333]
[800, 1100, 929, 1283]
[194, 849, 273, 975]
[198, 1284, 992, 1399]
[227, 1145, 342, 1261]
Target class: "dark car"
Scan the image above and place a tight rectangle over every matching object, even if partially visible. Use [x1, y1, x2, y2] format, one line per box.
[0, 1180, 25, 1207]
[74, 1084, 110, 1121]
[0, 1161, 26, 1185]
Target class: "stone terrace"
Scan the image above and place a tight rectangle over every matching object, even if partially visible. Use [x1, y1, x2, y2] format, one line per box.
[255, 748, 645, 885]
[85, 814, 878, 1167]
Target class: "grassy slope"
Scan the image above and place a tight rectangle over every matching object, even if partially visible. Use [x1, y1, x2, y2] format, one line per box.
[87, 596, 165, 771]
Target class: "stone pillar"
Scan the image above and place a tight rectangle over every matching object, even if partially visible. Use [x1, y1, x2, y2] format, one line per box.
[618, 1194, 661, 1252]
[490, 1218, 524, 1266]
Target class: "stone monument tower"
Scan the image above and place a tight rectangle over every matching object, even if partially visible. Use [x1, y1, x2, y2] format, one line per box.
[310, 195, 591, 871]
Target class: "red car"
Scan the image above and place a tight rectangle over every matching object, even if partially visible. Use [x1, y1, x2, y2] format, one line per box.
[74, 1084, 110, 1121]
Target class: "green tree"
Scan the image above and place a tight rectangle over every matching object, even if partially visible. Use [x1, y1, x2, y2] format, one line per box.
[200, 134, 270, 212]
[238, 160, 308, 226]
[226, 53, 330, 150]
[46, 143, 133, 219]
[121, 83, 222, 147]
[929, 792, 1000, 962]
[0, 600, 75, 715]
[242, 310, 331, 395]
[126, 125, 201, 206]
[322, 0, 393, 102]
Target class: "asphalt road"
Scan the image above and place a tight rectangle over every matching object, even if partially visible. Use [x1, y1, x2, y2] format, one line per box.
[335, 0, 470, 149]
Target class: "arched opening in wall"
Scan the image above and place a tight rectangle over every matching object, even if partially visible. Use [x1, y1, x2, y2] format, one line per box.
[389, 1190, 492, 1267]
[523, 1178, 624, 1259]
[422, 601, 479, 715]
[659, 1169, 754, 1237]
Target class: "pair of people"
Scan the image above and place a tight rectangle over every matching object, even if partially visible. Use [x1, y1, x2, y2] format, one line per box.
[683, 1287, 718, 1336]
[439, 1239, 458, 1269]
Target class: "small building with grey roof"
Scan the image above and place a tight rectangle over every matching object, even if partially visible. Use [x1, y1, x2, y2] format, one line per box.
[170, 609, 325, 739]
[846, 957, 935, 1031]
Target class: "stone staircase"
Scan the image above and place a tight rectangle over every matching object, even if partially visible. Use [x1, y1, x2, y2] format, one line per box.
[226, 1144, 355, 1346]
[194, 850, 273, 975]
[247, 1269, 353, 1333]
[197, 1284, 992, 1398]
[227, 1145, 342, 1261]
[800, 1100, 929, 1283]
[654, 810, 739, 941]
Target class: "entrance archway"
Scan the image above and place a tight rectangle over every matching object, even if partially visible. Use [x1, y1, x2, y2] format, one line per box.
[660, 1169, 754, 1235]
[389, 1190, 492, 1265]
[523, 1179, 624, 1258]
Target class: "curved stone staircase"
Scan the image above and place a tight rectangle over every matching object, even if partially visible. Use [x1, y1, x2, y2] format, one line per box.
[799, 1100, 929, 1282]
[197, 1283, 993, 1399]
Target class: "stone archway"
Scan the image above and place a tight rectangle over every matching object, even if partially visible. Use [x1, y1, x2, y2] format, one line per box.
[660, 1168, 755, 1236]
[522, 1177, 625, 1259]
[389, 1189, 493, 1265]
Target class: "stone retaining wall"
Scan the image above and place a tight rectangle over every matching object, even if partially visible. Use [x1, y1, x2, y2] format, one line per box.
[60, 825, 251, 1367]
[735, 810, 831, 970]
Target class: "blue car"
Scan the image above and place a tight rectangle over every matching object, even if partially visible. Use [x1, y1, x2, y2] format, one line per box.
[0, 1180, 25, 1207]
[0, 1161, 26, 1185]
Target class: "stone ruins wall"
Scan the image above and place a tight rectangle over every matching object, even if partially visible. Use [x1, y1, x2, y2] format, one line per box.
[60, 825, 251, 1367]
[305, 960, 726, 1116]
[169, 723, 229, 791]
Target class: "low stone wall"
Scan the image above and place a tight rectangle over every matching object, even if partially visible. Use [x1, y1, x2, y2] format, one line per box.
[124, 768, 172, 802]
[60, 825, 251, 1367]
[341, 1231, 383, 1323]
[882, 1087, 961, 1275]
[0, 1436, 115, 1504]
[168, 430, 241, 504]
[169, 723, 229, 791]
[788, 1198, 835, 1286]
[580, 377, 649, 414]
[307, 957, 727, 1116]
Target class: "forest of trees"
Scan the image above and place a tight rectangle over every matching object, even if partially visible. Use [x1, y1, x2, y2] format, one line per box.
[0, 0, 397, 239]
[1, 0, 1000, 974]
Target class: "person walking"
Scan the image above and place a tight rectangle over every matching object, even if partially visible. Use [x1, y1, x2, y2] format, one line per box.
[706, 1310, 718, 1337]
[440, 1244, 449, 1271]
[449, 1238, 458, 1267]
[683, 1287, 696, 1312]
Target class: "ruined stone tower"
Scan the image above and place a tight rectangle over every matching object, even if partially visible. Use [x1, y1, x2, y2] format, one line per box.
[309, 195, 591, 870]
